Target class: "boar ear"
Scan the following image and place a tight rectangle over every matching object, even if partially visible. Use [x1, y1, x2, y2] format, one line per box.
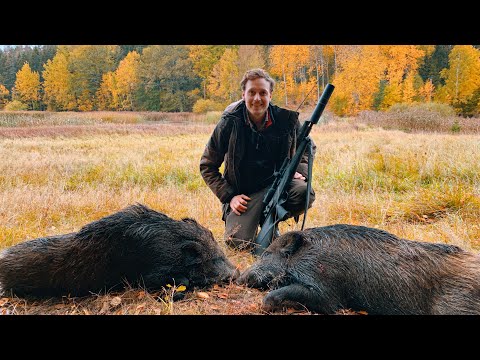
[182, 241, 203, 266]
[281, 232, 304, 256]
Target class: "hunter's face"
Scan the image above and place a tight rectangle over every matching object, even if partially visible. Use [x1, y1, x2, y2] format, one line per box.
[243, 78, 272, 121]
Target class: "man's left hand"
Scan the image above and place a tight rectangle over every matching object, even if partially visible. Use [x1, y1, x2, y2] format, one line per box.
[293, 172, 306, 181]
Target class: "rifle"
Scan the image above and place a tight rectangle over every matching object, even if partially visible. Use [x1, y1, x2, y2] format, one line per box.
[253, 83, 335, 256]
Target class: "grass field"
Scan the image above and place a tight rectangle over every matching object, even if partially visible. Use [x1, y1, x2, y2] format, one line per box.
[0, 112, 479, 314]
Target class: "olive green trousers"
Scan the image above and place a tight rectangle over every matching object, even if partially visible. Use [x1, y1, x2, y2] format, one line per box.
[224, 179, 315, 250]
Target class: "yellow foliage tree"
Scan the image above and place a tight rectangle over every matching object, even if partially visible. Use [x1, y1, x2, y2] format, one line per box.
[207, 48, 240, 104]
[96, 72, 118, 110]
[68, 45, 120, 111]
[331, 46, 386, 116]
[0, 84, 9, 108]
[310, 46, 325, 100]
[234, 45, 266, 100]
[438, 45, 480, 108]
[269, 45, 311, 107]
[42, 51, 76, 111]
[381, 84, 402, 110]
[380, 45, 425, 86]
[269, 45, 289, 105]
[189, 45, 228, 99]
[14, 63, 41, 110]
[331, 45, 361, 73]
[115, 50, 141, 110]
[377, 45, 425, 109]
[401, 73, 416, 103]
[309, 45, 351, 103]
[419, 79, 435, 102]
[237, 45, 265, 76]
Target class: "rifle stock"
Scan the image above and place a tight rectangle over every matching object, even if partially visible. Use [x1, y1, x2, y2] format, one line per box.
[253, 83, 335, 256]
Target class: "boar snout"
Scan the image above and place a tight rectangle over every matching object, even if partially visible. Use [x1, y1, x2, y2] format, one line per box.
[236, 269, 257, 287]
[222, 268, 240, 283]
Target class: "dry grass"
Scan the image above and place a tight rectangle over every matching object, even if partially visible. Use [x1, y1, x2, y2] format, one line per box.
[0, 122, 215, 139]
[0, 111, 222, 128]
[0, 116, 479, 315]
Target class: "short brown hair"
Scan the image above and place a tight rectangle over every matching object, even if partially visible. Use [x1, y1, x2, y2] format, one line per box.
[240, 68, 275, 93]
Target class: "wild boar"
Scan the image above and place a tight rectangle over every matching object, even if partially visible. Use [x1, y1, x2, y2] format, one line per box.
[238, 224, 480, 315]
[0, 204, 239, 298]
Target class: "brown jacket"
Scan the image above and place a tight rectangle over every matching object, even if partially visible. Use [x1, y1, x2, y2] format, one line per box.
[199, 100, 316, 205]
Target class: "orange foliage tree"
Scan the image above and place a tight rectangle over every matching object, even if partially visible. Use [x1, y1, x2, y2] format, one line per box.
[379, 45, 425, 109]
[269, 45, 311, 107]
[331, 46, 385, 116]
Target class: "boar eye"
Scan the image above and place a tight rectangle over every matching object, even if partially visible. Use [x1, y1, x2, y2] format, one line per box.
[279, 248, 291, 258]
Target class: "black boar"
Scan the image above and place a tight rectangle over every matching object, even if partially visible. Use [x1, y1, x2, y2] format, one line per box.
[0, 203, 239, 298]
[238, 224, 480, 315]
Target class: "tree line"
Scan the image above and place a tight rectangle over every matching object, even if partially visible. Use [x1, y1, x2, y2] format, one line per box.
[1, 45, 479, 116]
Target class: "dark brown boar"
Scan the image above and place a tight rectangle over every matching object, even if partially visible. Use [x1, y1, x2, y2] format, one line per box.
[238, 224, 480, 315]
[0, 203, 239, 298]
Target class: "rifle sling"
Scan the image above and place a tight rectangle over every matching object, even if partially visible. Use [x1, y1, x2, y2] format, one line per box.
[301, 139, 313, 230]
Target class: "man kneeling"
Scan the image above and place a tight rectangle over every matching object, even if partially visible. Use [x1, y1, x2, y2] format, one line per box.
[200, 68, 315, 252]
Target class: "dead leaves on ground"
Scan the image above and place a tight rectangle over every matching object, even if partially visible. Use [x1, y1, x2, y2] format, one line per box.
[0, 290, 369, 315]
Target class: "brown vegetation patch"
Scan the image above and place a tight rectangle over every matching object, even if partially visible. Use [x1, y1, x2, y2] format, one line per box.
[0, 123, 215, 138]
[357, 109, 480, 134]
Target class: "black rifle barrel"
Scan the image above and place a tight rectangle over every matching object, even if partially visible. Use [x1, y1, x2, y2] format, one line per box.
[298, 83, 335, 140]
[310, 83, 335, 125]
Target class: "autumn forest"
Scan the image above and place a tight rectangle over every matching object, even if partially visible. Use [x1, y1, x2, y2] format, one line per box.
[1, 45, 480, 117]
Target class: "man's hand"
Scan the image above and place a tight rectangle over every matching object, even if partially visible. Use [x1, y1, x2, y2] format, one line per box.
[293, 172, 306, 181]
[230, 194, 251, 215]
